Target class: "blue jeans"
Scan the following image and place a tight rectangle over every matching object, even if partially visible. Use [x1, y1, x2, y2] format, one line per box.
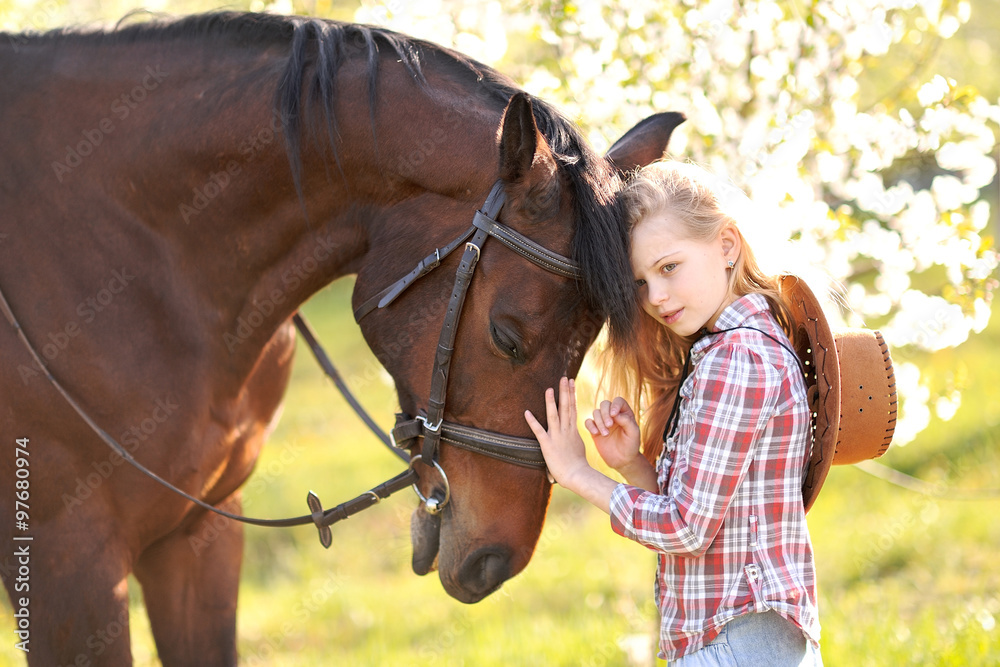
[672, 611, 823, 666]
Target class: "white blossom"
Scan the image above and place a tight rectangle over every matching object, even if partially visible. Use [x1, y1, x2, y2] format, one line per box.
[892, 362, 930, 445]
[349, 0, 996, 446]
[883, 291, 973, 351]
[917, 75, 951, 107]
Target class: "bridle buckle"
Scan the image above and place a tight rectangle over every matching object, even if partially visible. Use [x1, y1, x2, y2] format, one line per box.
[416, 414, 442, 433]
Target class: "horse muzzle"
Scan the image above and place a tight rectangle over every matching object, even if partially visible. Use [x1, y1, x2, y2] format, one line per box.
[410, 504, 515, 604]
[447, 546, 511, 603]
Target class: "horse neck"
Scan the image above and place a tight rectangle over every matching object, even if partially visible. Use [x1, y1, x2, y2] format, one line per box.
[7, 29, 505, 376]
[0, 38, 336, 370]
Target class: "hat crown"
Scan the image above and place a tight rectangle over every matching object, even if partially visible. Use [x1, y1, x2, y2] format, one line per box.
[833, 329, 897, 464]
[779, 276, 897, 512]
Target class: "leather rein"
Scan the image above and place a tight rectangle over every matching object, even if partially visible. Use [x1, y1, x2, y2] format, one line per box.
[0, 180, 579, 548]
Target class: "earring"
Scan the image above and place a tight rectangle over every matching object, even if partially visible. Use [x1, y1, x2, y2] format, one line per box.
[727, 260, 734, 268]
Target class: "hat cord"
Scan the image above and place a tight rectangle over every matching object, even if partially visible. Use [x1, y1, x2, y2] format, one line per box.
[661, 325, 804, 444]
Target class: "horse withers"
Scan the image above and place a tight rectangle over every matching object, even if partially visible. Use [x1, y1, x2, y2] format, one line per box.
[0, 12, 682, 665]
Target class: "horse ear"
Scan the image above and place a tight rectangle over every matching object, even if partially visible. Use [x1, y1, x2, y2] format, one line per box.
[497, 93, 560, 221]
[498, 92, 556, 185]
[605, 111, 686, 175]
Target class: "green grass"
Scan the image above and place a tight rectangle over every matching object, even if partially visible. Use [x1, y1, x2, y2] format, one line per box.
[3, 276, 999, 665]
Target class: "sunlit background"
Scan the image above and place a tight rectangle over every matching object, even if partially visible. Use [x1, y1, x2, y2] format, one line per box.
[1, 1, 998, 665]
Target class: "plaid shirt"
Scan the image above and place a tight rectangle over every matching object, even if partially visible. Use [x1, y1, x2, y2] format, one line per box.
[609, 294, 821, 660]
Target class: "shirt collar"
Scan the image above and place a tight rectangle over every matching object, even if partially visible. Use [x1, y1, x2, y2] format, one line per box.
[691, 293, 771, 357]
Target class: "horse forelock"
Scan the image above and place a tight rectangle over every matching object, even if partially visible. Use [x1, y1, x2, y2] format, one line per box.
[528, 104, 638, 347]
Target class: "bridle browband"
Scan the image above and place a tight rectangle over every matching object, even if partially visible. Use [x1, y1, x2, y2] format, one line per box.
[353, 183, 580, 322]
[0, 180, 580, 548]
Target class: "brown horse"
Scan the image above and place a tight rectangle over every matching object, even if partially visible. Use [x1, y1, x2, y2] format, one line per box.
[0, 12, 682, 666]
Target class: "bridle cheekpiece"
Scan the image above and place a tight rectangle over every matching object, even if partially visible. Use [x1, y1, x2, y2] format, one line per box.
[353, 181, 581, 514]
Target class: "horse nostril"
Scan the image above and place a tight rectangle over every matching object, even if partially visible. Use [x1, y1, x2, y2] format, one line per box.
[458, 548, 510, 600]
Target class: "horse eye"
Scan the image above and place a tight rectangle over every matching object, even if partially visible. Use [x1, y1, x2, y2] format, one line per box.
[489, 322, 525, 363]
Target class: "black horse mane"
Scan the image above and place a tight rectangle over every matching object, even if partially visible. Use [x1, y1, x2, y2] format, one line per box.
[24, 11, 636, 341]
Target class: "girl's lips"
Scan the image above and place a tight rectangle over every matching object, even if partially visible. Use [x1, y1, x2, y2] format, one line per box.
[663, 308, 683, 325]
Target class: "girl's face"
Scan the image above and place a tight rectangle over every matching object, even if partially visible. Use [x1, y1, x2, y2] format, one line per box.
[631, 210, 739, 337]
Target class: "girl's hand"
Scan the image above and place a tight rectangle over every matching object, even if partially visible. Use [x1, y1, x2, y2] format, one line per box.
[585, 397, 644, 475]
[524, 377, 591, 487]
[525, 377, 628, 514]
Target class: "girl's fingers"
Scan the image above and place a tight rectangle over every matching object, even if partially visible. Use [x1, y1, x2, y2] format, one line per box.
[612, 413, 634, 438]
[612, 396, 631, 418]
[524, 409, 545, 439]
[568, 377, 577, 419]
[544, 386, 558, 428]
[599, 400, 613, 428]
[559, 377, 574, 429]
[592, 409, 607, 436]
[584, 418, 598, 435]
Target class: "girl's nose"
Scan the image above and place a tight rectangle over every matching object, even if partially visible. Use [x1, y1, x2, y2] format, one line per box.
[647, 281, 668, 307]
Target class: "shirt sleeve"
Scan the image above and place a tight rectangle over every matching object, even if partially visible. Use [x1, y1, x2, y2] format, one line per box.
[609, 343, 782, 557]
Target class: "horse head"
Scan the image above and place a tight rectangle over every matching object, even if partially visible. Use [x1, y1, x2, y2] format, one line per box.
[351, 85, 684, 601]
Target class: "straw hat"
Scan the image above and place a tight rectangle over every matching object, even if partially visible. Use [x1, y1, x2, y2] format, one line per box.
[778, 275, 898, 512]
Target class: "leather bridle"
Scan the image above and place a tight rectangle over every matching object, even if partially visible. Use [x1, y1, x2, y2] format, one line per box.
[350, 181, 579, 513]
[0, 180, 581, 548]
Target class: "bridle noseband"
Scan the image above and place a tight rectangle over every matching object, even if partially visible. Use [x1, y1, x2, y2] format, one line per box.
[0, 180, 580, 548]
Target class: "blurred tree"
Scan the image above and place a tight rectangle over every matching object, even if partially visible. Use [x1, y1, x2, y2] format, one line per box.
[861, 0, 1000, 104]
[350, 0, 1000, 446]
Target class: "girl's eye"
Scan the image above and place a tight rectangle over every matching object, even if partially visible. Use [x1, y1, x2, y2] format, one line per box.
[660, 262, 677, 275]
[634, 278, 647, 287]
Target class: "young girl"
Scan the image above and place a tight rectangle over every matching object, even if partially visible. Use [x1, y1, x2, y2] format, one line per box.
[524, 160, 823, 665]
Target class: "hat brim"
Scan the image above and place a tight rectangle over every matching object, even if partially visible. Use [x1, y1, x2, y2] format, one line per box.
[778, 275, 840, 513]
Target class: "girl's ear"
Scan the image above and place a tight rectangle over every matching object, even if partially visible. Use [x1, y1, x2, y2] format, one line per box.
[720, 225, 741, 263]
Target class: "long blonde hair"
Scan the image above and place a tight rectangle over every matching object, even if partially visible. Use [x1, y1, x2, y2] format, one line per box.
[606, 160, 796, 463]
